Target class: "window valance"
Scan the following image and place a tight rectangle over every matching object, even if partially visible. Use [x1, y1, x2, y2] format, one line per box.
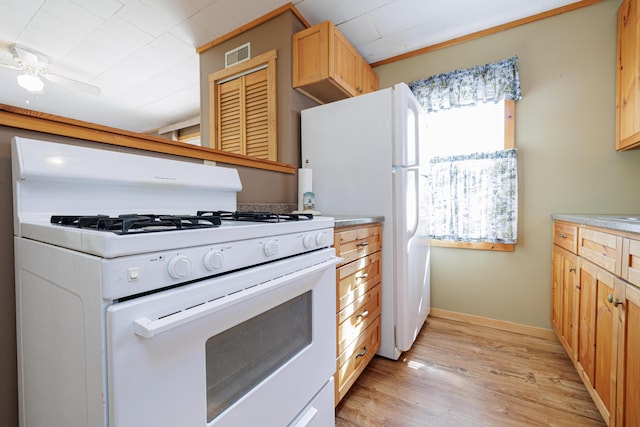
[409, 56, 521, 112]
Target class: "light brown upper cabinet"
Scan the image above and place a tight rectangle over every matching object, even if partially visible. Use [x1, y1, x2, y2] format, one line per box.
[209, 49, 277, 161]
[616, 0, 640, 150]
[292, 21, 378, 104]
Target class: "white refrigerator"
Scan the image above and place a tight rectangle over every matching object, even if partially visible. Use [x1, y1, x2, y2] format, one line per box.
[301, 82, 430, 360]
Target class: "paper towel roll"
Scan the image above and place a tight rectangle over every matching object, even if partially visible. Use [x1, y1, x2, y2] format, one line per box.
[298, 168, 313, 211]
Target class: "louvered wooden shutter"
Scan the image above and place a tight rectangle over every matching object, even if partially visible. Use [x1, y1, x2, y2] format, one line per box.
[244, 69, 269, 159]
[217, 78, 242, 154]
[210, 50, 277, 161]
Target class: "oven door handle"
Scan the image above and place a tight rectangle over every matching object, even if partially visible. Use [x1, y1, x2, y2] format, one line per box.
[133, 257, 340, 339]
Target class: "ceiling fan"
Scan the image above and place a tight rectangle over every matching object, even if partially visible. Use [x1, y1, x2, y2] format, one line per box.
[0, 44, 101, 96]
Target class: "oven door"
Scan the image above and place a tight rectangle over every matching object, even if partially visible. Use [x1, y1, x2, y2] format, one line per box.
[106, 248, 339, 427]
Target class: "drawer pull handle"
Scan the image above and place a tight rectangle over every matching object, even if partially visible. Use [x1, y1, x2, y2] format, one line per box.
[356, 241, 369, 247]
[356, 273, 369, 280]
[608, 294, 624, 307]
[355, 346, 368, 359]
[569, 267, 576, 273]
[558, 233, 568, 239]
[357, 310, 369, 319]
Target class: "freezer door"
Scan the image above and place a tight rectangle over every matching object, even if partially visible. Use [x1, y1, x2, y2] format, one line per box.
[393, 166, 431, 352]
[393, 83, 421, 167]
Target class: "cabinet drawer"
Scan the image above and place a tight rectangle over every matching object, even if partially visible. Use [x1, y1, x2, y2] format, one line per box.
[554, 222, 578, 253]
[623, 237, 640, 287]
[336, 251, 381, 312]
[335, 225, 382, 266]
[578, 228, 622, 275]
[336, 316, 380, 402]
[337, 284, 381, 355]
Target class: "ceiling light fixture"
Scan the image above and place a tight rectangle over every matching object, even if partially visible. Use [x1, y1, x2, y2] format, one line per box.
[17, 72, 44, 92]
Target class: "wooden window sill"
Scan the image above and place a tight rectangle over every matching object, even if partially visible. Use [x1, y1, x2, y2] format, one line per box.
[430, 239, 515, 252]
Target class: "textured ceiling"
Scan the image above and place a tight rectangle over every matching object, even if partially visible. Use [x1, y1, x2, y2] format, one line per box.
[0, 0, 585, 134]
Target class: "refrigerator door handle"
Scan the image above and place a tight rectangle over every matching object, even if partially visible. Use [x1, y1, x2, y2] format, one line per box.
[409, 168, 419, 238]
[397, 166, 419, 239]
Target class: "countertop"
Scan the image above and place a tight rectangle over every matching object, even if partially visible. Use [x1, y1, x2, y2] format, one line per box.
[551, 214, 640, 234]
[327, 215, 385, 229]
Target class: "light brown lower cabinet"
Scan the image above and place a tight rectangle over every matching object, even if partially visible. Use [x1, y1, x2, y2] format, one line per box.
[552, 244, 578, 358]
[577, 258, 617, 423]
[615, 278, 640, 425]
[334, 223, 382, 405]
[552, 221, 640, 426]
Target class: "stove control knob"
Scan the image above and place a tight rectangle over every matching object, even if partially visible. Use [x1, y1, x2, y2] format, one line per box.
[315, 231, 328, 247]
[204, 250, 224, 271]
[303, 234, 315, 249]
[263, 240, 279, 257]
[168, 255, 192, 279]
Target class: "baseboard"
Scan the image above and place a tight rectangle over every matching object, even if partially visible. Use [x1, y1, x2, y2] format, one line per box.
[429, 308, 557, 340]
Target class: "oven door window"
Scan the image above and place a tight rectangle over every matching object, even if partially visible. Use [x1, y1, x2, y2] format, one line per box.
[205, 291, 312, 422]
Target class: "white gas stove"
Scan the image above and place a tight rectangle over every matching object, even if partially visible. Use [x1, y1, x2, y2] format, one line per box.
[12, 137, 338, 427]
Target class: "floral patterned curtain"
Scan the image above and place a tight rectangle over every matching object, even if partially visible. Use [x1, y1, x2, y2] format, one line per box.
[427, 149, 518, 244]
[408, 56, 521, 112]
[410, 57, 520, 244]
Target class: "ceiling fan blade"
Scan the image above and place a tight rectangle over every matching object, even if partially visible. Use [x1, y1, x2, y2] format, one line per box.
[43, 72, 101, 96]
[0, 62, 22, 71]
[12, 45, 44, 68]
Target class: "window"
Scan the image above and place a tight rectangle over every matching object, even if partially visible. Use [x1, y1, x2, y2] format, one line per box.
[421, 101, 513, 160]
[209, 49, 277, 161]
[410, 56, 521, 251]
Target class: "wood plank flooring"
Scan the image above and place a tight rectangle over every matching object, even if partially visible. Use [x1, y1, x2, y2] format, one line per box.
[335, 316, 605, 427]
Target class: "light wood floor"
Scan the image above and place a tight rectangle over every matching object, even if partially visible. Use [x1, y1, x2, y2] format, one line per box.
[335, 316, 605, 427]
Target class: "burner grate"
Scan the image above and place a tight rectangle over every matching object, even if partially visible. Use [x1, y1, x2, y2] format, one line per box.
[51, 214, 221, 235]
[197, 211, 313, 222]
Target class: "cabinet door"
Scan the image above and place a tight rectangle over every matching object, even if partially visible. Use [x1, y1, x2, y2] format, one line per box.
[615, 279, 640, 426]
[552, 245, 578, 358]
[329, 28, 359, 97]
[356, 56, 379, 96]
[578, 259, 618, 425]
[552, 246, 563, 335]
[616, 0, 640, 150]
[292, 24, 328, 87]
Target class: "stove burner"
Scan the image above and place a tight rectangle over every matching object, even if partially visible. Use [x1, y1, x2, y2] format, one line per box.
[197, 211, 313, 222]
[51, 214, 221, 235]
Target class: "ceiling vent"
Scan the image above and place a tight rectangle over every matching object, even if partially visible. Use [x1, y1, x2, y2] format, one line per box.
[225, 43, 250, 68]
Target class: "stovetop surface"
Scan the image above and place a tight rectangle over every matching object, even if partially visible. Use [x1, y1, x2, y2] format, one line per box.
[19, 211, 334, 259]
[49, 211, 314, 235]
